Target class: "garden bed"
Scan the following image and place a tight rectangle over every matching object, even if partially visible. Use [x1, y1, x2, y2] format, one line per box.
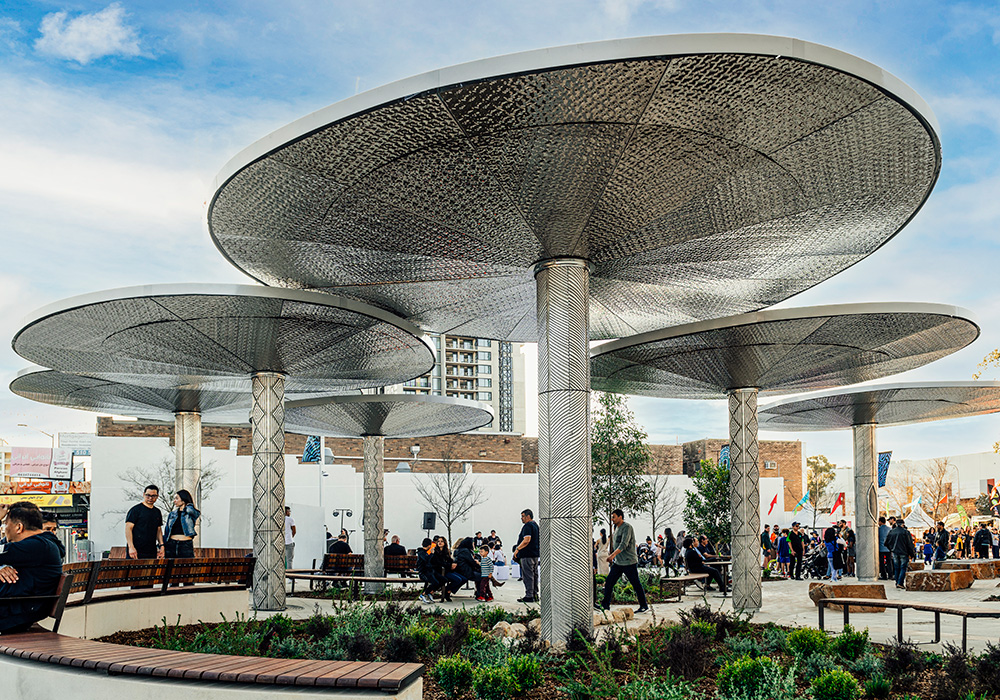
[97, 598, 1000, 700]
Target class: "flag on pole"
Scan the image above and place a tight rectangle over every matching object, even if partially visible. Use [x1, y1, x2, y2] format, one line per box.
[902, 495, 922, 512]
[877, 451, 892, 487]
[767, 493, 778, 515]
[831, 492, 845, 515]
[793, 491, 810, 514]
[937, 494, 948, 506]
[302, 436, 321, 463]
[719, 444, 730, 468]
[957, 504, 970, 527]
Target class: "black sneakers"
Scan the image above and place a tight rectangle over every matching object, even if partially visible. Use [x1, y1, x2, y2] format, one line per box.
[635, 606, 650, 614]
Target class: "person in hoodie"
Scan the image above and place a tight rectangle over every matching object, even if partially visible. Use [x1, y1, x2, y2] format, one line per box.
[0, 501, 64, 633]
[416, 538, 444, 604]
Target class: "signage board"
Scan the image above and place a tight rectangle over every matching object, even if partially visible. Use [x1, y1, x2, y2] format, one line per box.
[0, 494, 74, 507]
[10, 447, 52, 477]
[59, 432, 94, 456]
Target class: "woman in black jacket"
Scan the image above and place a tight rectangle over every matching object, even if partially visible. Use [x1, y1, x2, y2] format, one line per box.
[683, 537, 727, 594]
[433, 537, 460, 601]
[453, 537, 480, 592]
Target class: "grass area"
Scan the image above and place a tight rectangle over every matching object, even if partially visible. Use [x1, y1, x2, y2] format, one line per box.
[96, 597, 1000, 700]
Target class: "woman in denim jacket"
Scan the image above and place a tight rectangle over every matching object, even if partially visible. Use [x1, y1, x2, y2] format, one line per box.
[163, 489, 200, 559]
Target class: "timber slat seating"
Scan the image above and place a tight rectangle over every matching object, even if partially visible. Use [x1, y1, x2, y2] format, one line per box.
[107, 546, 251, 559]
[818, 596, 1000, 652]
[60, 557, 254, 605]
[0, 631, 423, 691]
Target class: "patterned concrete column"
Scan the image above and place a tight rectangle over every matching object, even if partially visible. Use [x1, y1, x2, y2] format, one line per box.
[363, 435, 385, 594]
[729, 388, 761, 612]
[173, 411, 201, 496]
[853, 423, 879, 582]
[251, 371, 286, 611]
[535, 258, 591, 644]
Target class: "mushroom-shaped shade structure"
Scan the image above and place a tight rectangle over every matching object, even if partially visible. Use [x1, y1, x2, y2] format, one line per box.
[591, 303, 979, 604]
[11, 283, 434, 612]
[759, 381, 1000, 581]
[286, 394, 494, 589]
[210, 33, 941, 640]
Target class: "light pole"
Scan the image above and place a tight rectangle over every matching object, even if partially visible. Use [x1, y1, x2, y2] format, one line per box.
[331, 508, 353, 539]
[17, 424, 55, 448]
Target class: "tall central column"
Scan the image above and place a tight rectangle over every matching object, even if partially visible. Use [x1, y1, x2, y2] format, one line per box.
[853, 423, 879, 582]
[729, 388, 761, 612]
[250, 371, 286, 611]
[535, 258, 591, 644]
[363, 435, 385, 594]
[174, 411, 202, 496]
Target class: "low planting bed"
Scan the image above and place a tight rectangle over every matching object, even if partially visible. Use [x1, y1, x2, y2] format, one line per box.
[96, 596, 1000, 700]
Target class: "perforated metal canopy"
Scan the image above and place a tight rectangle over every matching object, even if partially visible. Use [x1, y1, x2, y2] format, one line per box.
[757, 381, 1000, 431]
[285, 394, 495, 438]
[209, 34, 940, 341]
[12, 284, 434, 392]
[590, 303, 978, 399]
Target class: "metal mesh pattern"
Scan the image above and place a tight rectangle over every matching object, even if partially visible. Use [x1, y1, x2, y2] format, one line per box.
[210, 44, 939, 341]
[757, 382, 1000, 431]
[591, 306, 977, 398]
[729, 388, 761, 612]
[174, 412, 202, 497]
[13, 287, 433, 392]
[10, 368, 256, 422]
[284, 394, 493, 438]
[251, 372, 286, 611]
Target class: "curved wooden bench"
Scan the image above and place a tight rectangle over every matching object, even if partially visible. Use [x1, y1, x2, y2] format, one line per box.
[0, 631, 423, 693]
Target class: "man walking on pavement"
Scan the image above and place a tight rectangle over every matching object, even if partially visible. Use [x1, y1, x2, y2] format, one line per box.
[933, 521, 950, 569]
[598, 509, 649, 614]
[284, 506, 296, 567]
[884, 518, 916, 589]
[514, 509, 539, 603]
[788, 522, 806, 580]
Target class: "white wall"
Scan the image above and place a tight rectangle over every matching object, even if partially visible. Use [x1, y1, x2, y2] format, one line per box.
[89, 436, 791, 555]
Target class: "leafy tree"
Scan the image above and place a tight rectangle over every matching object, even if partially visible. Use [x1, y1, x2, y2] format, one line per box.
[975, 492, 994, 516]
[682, 459, 730, 548]
[413, 451, 485, 543]
[806, 455, 836, 529]
[591, 392, 652, 529]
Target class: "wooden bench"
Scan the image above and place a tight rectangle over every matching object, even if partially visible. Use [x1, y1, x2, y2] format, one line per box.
[0, 573, 74, 634]
[286, 573, 422, 599]
[107, 546, 252, 559]
[659, 573, 710, 600]
[385, 554, 419, 577]
[0, 630, 423, 694]
[818, 597, 1000, 652]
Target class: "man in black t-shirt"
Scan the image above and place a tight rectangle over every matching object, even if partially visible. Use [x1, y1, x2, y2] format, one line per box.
[787, 522, 806, 580]
[125, 484, 164, 559]
[513, 509, 540, 603]
[0, 501, 64, 632]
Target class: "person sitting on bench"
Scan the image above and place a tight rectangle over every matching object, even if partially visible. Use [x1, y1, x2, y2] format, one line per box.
[416, 538, 444, 604]
[0, 501, 64, 633]
[683, 537, 727, 595]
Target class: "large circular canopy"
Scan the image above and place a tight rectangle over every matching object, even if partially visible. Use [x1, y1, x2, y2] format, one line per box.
[10, 367, 354, 423]
[757, 381, 1000, 431]
[285, 394, 494, 438]
[12, 284, 434, 393]
[590, 303, 978, 399]
[209, 34, 940, 341]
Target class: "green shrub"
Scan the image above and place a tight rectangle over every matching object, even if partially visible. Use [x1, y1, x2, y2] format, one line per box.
[648, 625, 714, 680]
[384, 634, 419, 663]
[799, 652, 840, 680]
[760, 624, 788, 654]
[880, 638, 926, 691]
[462, 629, 508, 667]
[481, 606, 511, 629]
[862, 675, 891, 699]
[972, 641, 1000, 695]
[474, 664, 514, 700]
[724, 634, 762, 659]
[504, 655, 543, 693]
[433, 654, 474, 698]
[688, 620, 717, 639]
[618, 676, 710, 700]
[786, 627, 829, 657]
[678, 603, 749, 640]
[847, 653, 883, 677]
[406, 623, 439, 650]
[810, 669, 860, 700]
[717, 655, 793, 700]
[830, 625, 869, 661]
[301, 612, 334, 639]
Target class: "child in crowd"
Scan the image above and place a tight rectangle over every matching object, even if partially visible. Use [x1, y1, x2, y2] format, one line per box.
[777, 528, 791, 577]
[491, 543, 506, 566]
[416, 538, 444, 604]
[476, 545, 494, 601]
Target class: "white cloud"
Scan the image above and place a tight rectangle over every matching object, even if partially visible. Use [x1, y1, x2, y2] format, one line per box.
[600, 0, 681, 24]
[34, 3, 142, 64]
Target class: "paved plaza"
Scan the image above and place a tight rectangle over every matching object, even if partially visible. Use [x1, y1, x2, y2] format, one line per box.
[280, 575, 1000, 653]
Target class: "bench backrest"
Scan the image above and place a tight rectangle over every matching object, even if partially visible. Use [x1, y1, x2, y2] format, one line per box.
[62, 557, 255, 603]
[322, 553, 364, 573]
[385, 554, 419, 573]
[106, 546, 252, 559]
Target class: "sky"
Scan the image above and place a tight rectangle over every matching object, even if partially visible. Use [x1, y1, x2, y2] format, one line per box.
[1, 0, 999, 470]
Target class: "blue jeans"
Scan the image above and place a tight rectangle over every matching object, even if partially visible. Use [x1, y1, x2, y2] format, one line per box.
[825, 542, 838, 581]
[892, 554, 909, 587]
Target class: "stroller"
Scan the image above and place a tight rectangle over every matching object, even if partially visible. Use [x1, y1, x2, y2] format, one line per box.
[802, 547, 829, 579]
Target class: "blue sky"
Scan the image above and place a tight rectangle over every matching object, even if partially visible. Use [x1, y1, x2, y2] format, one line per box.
[1, 1, 999, 469]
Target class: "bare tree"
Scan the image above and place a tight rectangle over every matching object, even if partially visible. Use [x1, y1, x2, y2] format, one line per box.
[413, 452, 486, 543]
[917, 457, 956, 521]
[106, 451, 220, 524]
[647, 472, 684, 542]
[883, 459, 920, 517]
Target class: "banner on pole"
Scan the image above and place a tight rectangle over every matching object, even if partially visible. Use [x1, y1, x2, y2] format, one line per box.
[719, 444, 730, 468]
[302, 436, 321, 463]
[877, 451, 892, 488]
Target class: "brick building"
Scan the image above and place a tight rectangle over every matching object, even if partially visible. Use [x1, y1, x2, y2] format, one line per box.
[96, 418, 802, 501]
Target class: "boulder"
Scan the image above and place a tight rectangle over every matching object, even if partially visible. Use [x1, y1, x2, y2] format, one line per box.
[508, 623, 527, 638]
[908, 561, 925, 571]
[527, 618, 542, 633]
[491, 621, 512, 638]
[940, 561, 996, 579]
[622, 608, 635, 620]
[808, 582, 888, 613]
[612, 609, 627, 623]
[905, 569, 974, 591]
